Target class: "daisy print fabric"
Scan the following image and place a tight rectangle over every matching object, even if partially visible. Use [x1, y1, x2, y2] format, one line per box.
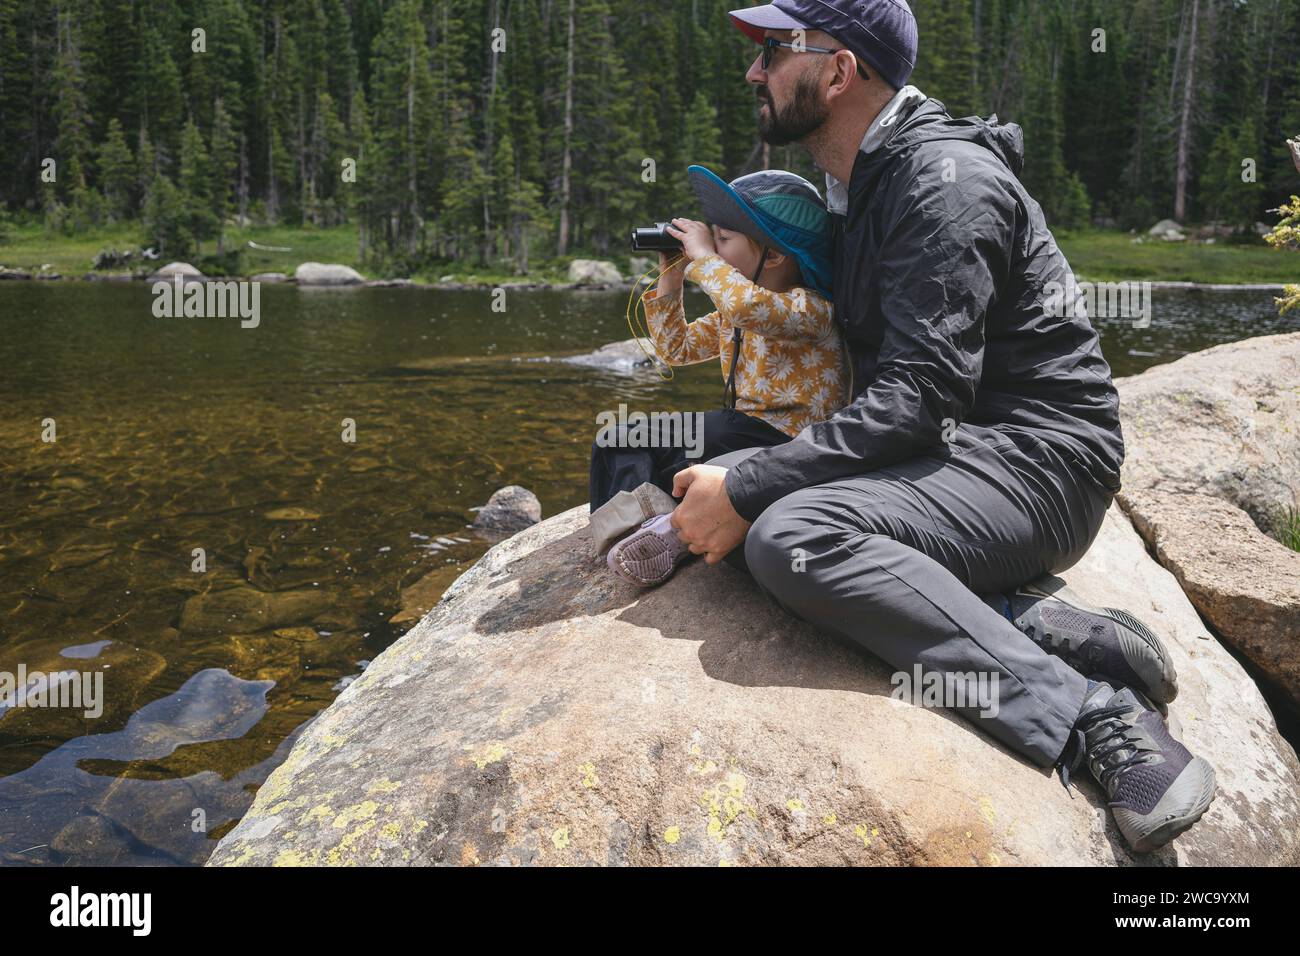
[641, 253, 850, 437]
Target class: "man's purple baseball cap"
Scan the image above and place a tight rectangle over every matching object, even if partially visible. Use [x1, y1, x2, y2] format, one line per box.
[729, 0, 918, 91]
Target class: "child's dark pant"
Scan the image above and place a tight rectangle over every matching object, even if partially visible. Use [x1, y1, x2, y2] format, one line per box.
[589, 408, 788, 512]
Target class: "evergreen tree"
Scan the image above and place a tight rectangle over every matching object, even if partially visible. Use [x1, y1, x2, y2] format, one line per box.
[178, 117, 217, 253]
[210, 99, 238, 252]
[96, 117, 136, 220]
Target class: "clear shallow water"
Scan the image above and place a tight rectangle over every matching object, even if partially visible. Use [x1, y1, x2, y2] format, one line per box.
[0, 280, 1295, 865]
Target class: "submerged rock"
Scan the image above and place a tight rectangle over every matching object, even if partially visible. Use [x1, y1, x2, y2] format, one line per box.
[263, 507, 322, 522]
[209, 503, 1300, 867]
[179, 584, 329, 635]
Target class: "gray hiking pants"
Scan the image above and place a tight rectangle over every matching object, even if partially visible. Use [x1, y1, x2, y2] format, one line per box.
[715, 424, 1109, 767]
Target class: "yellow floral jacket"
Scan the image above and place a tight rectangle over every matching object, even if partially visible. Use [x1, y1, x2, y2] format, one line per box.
[642, 253, 850, 437]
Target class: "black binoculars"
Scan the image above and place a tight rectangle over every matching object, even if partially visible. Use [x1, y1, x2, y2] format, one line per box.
[630, 222, 683, 252]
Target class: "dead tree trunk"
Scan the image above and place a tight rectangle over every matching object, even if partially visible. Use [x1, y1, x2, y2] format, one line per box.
[556, 0, 575, 257]
[1174, 0, 1200, 224]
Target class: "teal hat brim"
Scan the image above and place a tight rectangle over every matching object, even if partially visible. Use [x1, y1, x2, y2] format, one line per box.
[686, 165, 834, 300]
[687, 165, 792, 258]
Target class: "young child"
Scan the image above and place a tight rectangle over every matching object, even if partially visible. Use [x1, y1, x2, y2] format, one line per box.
[589, 165, 849, 586]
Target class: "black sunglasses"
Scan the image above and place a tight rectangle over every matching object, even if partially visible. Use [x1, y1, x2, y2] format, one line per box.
[760, 36, 871, 81]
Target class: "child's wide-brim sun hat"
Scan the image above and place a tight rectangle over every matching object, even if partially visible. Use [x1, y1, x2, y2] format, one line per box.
[687, 164, 834, 299]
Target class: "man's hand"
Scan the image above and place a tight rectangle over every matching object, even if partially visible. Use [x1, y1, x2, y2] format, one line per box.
[670, 465, 750, 564]
[666, 218, 716, 262]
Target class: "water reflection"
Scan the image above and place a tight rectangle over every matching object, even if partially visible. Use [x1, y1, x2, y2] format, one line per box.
[0, 281, 1295, 865]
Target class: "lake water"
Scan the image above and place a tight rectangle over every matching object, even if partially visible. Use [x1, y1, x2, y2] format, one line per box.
[1, 280, 1296, 865]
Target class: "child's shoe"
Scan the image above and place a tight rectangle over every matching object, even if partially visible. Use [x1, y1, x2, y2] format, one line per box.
[606, 513, 691, 587]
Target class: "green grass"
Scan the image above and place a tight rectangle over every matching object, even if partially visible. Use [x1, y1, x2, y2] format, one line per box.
[1278, 508, 1300, 553]
[1056, 228, 1299, 284]
[0, 220, 365, 278]
[4, 220, 1299, 286]
[1, 221, 143, 275]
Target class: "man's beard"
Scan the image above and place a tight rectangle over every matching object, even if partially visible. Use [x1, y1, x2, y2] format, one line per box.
[756, 74, 830, 146]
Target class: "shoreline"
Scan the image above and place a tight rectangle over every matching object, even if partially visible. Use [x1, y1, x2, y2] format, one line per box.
[0, 270, 1290, 294]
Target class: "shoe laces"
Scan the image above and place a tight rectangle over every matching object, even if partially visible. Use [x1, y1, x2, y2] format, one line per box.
[1057, 703, 1156, 794]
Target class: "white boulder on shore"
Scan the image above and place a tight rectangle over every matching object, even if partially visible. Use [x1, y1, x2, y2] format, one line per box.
[294, 262, 364, 286]
[148, 261, 204, 282]
[567, 259, 624, 286]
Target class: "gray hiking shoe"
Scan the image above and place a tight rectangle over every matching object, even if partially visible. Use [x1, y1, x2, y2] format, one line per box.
[1059, 683, 1216, 853]
[1008, 575, 1178, 704]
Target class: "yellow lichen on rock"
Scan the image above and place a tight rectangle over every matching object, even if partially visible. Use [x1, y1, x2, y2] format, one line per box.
[467, 741, 509, 768]
[332, 801, 379, 829]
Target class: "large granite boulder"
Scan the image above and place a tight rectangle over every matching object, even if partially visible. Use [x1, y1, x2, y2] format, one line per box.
[1116, 332, 1300, 528]
[294, 262, 364, 286]
[1116, 332, 1300, 707]
[208, 503, 1300, 867]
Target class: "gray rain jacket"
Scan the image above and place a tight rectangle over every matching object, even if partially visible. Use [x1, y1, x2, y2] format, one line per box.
[726, 99, 1125, 521]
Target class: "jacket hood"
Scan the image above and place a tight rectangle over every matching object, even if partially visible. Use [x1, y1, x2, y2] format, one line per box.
[860, 98, 1025, 182]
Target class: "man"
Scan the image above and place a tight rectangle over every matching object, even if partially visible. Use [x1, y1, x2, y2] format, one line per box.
[669, 0, 1216, 853]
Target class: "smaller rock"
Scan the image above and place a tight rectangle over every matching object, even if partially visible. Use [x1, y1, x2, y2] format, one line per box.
[0, 268, 33, 280]
[263, 507, 322, 522]
[561, 338, 669, 376]
[1125, 489, 1300, 709]
[251, 272, 289, 283]
[51, 814, 123, 865]
[272, 626, 321, 643]
[568, 259, 624, 286]
[472, 485, 542, 537]
[1147, 219, 1186, 242]
[179, 584, 330, 634]
[294, 262, 364, 286]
